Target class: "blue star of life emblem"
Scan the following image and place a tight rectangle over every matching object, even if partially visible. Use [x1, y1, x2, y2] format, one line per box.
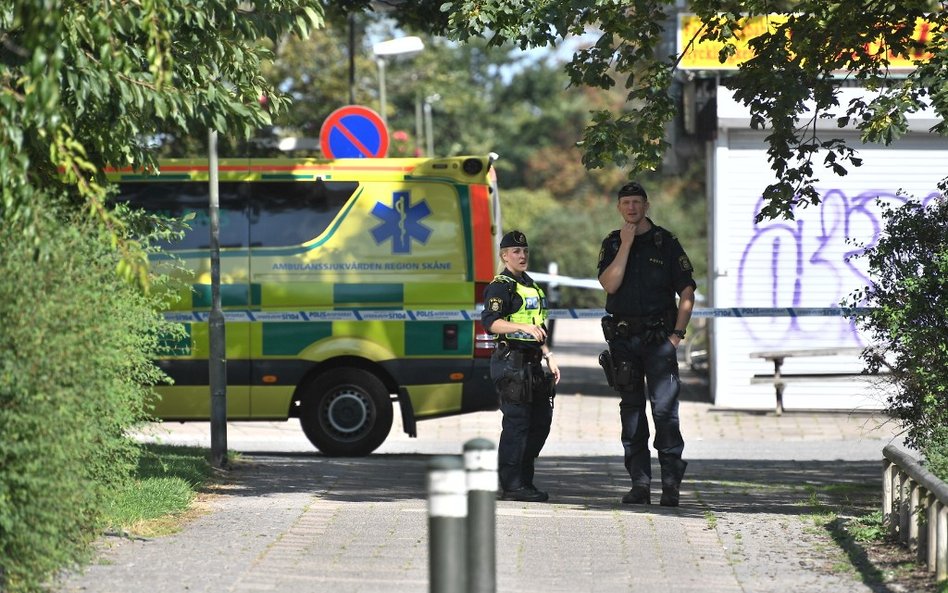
[370, 191, 432, 254]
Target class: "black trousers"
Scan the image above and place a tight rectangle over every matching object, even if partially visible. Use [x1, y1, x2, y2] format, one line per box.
[610, 334, 687, 489]
[497, 366, 553, 492]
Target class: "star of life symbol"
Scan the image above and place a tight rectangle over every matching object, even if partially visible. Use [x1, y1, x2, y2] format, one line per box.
[370, 191, 432, 254]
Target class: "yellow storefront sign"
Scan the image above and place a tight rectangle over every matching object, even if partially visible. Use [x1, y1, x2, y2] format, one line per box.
[678, 13, 937, 71]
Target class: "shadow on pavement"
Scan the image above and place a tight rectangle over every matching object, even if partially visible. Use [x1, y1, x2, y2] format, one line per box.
[221, 453, 877, 518]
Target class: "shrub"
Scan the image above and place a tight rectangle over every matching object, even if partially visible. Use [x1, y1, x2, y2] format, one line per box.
[848, 191, 948, 479]
[0, 198, 179, 593]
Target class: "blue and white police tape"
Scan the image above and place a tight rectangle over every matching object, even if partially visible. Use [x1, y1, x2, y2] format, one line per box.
[163, 307, 873, 323]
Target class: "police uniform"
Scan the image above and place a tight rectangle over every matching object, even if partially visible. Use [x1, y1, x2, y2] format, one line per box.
[481, 230, 554, 503]
[598, 214, 696, 506]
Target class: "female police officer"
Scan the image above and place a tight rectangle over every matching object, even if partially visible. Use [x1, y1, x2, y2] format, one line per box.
[482, 230, 560, 502]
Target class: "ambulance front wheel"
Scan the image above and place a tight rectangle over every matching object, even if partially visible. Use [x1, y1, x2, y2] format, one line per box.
[298, 368, 394, 456]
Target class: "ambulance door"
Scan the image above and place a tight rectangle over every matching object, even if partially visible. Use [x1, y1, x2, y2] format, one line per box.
[246, 179, 360, 418]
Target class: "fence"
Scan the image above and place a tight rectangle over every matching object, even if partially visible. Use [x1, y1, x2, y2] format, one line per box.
[882, 444, 948, 581]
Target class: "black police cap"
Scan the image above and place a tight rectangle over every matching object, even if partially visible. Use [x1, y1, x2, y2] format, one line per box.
[500, 230, 528, 248]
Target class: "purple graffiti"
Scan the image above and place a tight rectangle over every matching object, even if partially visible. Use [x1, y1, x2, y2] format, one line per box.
[736, 189, 939, 346]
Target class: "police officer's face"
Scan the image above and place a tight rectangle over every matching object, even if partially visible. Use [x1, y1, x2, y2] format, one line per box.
[617, 195, 648, 224]
[502, 246, 529, 273]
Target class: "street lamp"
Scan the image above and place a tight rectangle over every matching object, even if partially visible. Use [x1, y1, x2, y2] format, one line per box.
[372, 36, 424, 127]
[423, 93, 441, 157]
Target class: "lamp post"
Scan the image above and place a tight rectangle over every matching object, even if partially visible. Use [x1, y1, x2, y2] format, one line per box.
[372, 36, 424, 128]
[423, 93, 441, 157]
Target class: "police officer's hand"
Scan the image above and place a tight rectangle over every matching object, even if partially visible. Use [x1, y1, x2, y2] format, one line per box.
[619, 222, 636, 245]
[544, 354, 561, 384]
[519, 323, 547, 343]
[669, 334, 683, 348]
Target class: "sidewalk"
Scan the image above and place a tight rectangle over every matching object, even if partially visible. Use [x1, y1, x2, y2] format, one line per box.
[55, 320, 908, 593]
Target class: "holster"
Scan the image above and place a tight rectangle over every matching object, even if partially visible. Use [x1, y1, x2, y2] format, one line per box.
[599, 349, 641, 392]
[601, 315, 647, 341]
[643, 317, 667, 345]
[598, 349, 615, 388]
[531, 365, 556, 402]
[601, 316, 616, 341]
[613, 360, 639, 390]
[490, 342, 530, 403]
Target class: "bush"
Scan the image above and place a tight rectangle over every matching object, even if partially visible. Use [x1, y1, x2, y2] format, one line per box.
[0, 198, 178, 593]
[848, 192, 948, 480]
[925, 426, 948, 483]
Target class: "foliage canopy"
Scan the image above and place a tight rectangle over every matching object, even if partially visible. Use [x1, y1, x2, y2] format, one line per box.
[0, 0, 324, 283]
[398, 0, 948, 221]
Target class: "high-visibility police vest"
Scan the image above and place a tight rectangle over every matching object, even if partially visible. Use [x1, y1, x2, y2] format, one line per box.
[494, 275, 548, 343]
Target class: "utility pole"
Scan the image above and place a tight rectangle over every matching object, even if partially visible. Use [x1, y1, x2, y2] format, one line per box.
[208, 128, 228, 469]
[348, 12, 355, 104]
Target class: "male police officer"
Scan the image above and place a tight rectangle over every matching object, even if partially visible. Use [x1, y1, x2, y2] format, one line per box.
[482, 230, 560, 502]
[597, 182, 696, 506]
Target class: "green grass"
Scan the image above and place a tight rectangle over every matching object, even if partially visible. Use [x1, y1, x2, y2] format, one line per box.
[103, 444, 214, 536]
[703, 510, 717, 530]
[845, 511, 886, 543]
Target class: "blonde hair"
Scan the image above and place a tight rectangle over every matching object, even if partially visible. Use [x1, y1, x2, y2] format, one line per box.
[498, 248, 510, 273]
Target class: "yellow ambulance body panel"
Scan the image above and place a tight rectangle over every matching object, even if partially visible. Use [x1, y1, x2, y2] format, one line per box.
[112, 156, 501, 455]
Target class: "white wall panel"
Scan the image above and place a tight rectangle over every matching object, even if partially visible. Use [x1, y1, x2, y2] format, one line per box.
[710, 93, 948, 411]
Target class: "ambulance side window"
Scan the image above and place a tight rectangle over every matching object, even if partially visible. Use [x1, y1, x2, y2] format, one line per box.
[116, 182, 249, 250]
[249, 181, 359, 247]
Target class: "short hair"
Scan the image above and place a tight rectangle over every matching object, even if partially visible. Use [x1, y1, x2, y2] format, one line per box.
[617, 182, 648, 201]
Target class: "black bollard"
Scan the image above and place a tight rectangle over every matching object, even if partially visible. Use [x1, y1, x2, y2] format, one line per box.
[464, 438, 497, 593]
[428, 455, 467, 593]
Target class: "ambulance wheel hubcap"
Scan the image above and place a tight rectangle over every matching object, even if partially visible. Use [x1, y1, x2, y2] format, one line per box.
[325, 390, 370, 435]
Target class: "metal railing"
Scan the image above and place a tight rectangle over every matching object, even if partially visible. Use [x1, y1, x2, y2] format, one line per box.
[882, 444, 948, 581]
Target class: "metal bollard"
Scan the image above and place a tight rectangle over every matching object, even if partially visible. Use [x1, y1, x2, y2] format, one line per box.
[428, 455, 467, 593]
[464, 438, 497, 593]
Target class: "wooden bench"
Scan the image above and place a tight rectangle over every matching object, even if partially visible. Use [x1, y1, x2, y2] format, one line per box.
[749, 347, 883, 415]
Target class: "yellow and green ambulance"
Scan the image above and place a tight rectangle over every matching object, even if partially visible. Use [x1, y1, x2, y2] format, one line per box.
[112, 155, 502, 455]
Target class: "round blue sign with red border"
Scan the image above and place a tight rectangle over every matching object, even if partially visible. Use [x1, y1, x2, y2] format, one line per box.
[320, 106, 389, 159]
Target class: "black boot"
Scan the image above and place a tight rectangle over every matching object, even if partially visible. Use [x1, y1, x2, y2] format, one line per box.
[621, 484, 651, 505]
[500, 487, 549, 502]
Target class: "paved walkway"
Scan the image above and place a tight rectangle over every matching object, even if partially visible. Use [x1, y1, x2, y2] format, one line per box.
[55, 320, 906, 593]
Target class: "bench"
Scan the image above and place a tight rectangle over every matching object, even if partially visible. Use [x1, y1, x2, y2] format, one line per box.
[749, 347, 885, 415]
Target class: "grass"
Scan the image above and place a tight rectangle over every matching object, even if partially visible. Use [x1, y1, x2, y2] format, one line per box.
[703, 510, 717, 530]
[845, 511, 886, 543]
[103, 443, 214, 537]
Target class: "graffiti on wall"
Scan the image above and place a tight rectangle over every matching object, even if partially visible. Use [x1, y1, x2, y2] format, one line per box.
[736, 188, 939, 345]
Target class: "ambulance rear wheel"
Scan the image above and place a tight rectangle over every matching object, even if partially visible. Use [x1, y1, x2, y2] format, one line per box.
[299, 368, 394, 456]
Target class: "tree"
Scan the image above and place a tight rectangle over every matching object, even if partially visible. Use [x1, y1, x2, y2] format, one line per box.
[1, 0, 324, 283]
[395, 0, 948, 221]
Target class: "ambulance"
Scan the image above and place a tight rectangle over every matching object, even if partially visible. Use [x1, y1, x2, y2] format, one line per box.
[112, 155, 502, 455]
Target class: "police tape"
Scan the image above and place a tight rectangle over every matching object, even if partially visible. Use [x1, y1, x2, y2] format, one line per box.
[163, 307, 872, 323]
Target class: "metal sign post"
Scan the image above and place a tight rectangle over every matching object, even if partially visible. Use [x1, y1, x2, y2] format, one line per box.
[208, 128, 228, 468]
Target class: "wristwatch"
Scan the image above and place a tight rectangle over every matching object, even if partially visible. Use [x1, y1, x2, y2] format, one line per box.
[671, 329, 686, 339]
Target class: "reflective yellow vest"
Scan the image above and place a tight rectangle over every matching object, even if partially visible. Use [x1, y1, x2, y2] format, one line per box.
[494, 275, 548, 343]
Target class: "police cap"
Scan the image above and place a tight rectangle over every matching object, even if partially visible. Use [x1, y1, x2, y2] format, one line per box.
[617, 181, 648, 201]
[500, 230, 528, 248]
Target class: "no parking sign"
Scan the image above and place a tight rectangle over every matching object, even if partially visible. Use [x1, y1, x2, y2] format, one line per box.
[319, 106, 390, 158]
